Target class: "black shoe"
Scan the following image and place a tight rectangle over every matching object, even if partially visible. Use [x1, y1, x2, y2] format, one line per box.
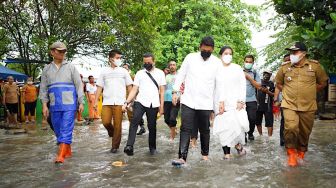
[110, 148, 118, 153]
[149, 149, 158, 155]
[124, 145, 134, 156]
[137, 127, 146, 135]
[248, 135, 254, 141]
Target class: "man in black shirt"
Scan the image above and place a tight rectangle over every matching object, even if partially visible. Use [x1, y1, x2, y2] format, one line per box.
[256, 70, 275, 136]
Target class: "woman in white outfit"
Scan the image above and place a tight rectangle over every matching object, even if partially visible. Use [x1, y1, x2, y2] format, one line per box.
[213, 46, 249, 159]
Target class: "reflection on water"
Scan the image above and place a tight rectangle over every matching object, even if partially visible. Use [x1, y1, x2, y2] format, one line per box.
[0, 119, 335, 187]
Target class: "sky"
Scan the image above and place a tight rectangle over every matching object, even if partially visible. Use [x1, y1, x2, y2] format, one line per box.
[242, 0, 278, 67]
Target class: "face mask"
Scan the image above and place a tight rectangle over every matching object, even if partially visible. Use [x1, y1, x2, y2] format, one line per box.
[143, 63, 153, 71]
[244, 63, 253, 70]
[290, 54, 303, 65]
[263, 74, 271, 81]
[221, 55, 232, 64]
[27, 81, 33, 85]
[200, 51, 211, 60]
[113, 59, 122, 67]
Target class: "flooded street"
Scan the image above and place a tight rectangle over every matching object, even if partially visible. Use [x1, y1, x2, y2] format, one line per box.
[0, 118, 335, 188]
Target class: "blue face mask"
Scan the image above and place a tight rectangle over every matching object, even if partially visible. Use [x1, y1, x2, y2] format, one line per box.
[114, 59, 122, 67]
[244, 63, 253, 70]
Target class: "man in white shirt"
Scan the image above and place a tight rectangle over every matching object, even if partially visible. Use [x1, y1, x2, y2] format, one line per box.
[122, 53, 166, 156]
[171, 36, 224, 166]
[123, 62, 146, 135]
[94, 50, 133, 153]
[86, 75, 100, 122]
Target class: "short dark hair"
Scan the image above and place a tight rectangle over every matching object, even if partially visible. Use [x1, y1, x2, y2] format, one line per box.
[88, 75, 94, 80]
[122, 63, 130, 67]
[200, 36, 214, 47]
[219, 46, 233, 55]
[109, 49, 122, 58]
[244, 55, 255, 62]
[143, 52, 155, 61]
[284, 54, 290, 58]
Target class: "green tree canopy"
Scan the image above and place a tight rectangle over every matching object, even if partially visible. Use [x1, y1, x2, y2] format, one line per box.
[0, 0, 107, 78]
[264, 0, 336, 73]
[1, 0, 260, 76]
[101, 0, 175, 70]
[154, 0, 260, 69]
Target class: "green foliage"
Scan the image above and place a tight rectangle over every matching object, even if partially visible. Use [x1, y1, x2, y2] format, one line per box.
[262, 24, 298, 70]
[154, 0, 260, 69]
[268, 0, 336, 73]
[0, 0, 107, 78]
[0, 28, 10, 59]
[101, 0, 175, 70]
[1, 0, 260, 76]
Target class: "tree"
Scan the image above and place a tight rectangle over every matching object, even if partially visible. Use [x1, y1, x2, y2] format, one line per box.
[101, 0, 175, 71]
[1, 0, 261, 76]
[0, 28, 10, 59]
[261, 24, 298, 70]
[266, 0, 336, 73]
[0, 0, 107, 78]
[154, 0, 260, 69]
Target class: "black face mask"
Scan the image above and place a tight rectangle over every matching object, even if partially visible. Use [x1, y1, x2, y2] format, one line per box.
[263, 74, 271, 81]
[200, 51, 211, 60]
[143, 63, 153, 71]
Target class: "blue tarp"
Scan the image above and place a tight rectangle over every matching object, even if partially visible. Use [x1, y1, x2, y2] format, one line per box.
[0, 65, 28, 81]
[329, 74, 336, 84]
[4, 58, 49, 64]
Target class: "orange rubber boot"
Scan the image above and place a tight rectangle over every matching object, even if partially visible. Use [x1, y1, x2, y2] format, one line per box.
[297, 151, 305, 160]
[64, 144, 72, 158]
[287, 148, 298, 167]
[55, 143, 67, 163]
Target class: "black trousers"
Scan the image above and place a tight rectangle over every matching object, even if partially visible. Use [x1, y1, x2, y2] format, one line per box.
[178, 104, 211, 161]
[246, 101, 257, 136]
[126, 102, 158, 150]
[24, 100, 37, 116]
[163, 101, 180, 127]
[191, 119, 199, 139]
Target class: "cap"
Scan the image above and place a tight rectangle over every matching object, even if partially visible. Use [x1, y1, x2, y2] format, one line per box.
[50, 41, 67, 51]
[285, 42, 307, 51]
[263, 69, 272, 74]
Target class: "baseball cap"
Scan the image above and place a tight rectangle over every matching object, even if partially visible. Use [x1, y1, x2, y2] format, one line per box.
[50, 41, 67, 51]
[285, 42, 307, 51]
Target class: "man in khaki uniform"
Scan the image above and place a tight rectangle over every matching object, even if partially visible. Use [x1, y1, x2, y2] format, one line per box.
[275, 42, 328, 167]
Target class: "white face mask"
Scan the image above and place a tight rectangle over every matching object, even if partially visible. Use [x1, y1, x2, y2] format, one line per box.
[221, 55, 232, 64]
[290, 54, 303, 64]
[27, 81, 33, 85]
[113, 59, 122, 67]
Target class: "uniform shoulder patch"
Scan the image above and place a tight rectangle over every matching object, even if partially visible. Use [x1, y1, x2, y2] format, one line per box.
[281, 61, 291, 66]
[309, 59, 320, 64]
